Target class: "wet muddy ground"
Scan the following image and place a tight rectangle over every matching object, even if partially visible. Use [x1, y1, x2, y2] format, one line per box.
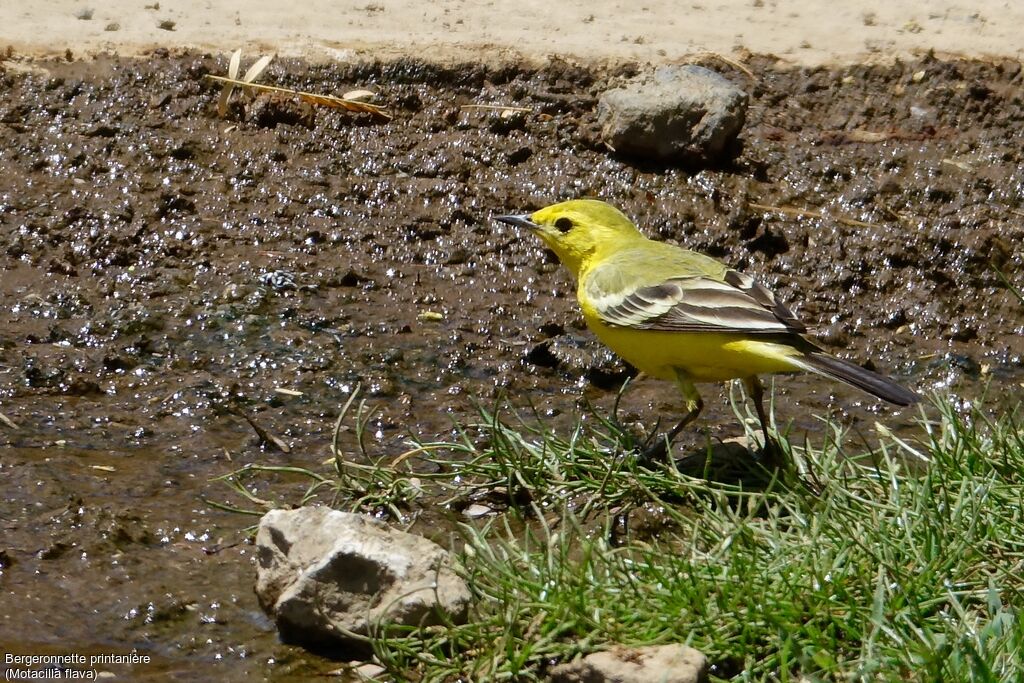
[1, 51, 1022, 679]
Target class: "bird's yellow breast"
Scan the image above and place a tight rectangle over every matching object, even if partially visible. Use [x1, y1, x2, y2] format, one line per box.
[581, 309, 804, 383]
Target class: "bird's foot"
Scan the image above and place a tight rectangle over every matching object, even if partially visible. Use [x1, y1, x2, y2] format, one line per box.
[637, 436, 671, 467]
[758, 437, 785, 470]
[636, 405, 703, 467]
[754, 437, 823, 495]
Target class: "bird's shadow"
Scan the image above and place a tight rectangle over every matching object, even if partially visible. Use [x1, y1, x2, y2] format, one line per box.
[667, 437, 784, 491]
[609, 437, 811, 546]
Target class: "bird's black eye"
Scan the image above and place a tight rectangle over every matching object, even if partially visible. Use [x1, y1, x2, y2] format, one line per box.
[554, 217, 574, 233]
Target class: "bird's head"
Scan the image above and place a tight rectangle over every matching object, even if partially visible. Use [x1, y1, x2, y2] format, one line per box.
[496, 199, 643, 276]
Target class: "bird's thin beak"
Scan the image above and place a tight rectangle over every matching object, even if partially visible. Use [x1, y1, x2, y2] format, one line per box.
[494, 213, 540, 231]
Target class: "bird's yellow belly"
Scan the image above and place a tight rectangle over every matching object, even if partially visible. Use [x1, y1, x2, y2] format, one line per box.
[585, 315, 803, 382]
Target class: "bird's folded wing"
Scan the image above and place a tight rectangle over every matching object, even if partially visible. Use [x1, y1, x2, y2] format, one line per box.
[585, 268, 807, 334]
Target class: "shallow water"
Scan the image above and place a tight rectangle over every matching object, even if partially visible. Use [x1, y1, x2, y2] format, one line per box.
[0, 52, 1022, 679]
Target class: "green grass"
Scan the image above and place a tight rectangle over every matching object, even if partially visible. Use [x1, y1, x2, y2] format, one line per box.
[216, 391, 1024, 682]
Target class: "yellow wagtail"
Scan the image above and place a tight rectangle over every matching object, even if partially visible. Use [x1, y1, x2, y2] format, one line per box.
[497, 199, 920, 460]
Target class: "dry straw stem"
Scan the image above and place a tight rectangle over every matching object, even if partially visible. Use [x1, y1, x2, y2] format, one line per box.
[748, 201, 881, 229]
[208, 49, 391, 120]
[460, 104, 534, 113]
[460, 103, 552, 122]
[687, 51, 756, 80]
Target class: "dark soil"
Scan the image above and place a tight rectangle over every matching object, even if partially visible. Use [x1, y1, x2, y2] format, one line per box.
[0, 50, 1022, 679]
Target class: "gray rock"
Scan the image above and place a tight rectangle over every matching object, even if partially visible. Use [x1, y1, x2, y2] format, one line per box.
[255, 507, 471, 646]
[549, 644, 709, 683]
[597, 65, 748, 164]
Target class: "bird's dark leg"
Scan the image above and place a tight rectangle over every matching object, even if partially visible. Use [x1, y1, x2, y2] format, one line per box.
[743, 376, 771, 449]
[743, 375, 782, 468]
[639, 372, 703, 465]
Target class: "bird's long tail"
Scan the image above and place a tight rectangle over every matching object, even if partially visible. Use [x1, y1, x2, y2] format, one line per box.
[793, 352, 921, 406]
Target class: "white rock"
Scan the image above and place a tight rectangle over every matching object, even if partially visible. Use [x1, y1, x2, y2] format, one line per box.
[549, 644, 709, 683]
[462, 503, 495, 518]
[354, 662, 387, 680]
[255, 507, 471, 646]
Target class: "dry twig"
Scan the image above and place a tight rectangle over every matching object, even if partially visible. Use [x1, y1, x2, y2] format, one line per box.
[207, 49, 391, 120]
[748, 202, 880, 229]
